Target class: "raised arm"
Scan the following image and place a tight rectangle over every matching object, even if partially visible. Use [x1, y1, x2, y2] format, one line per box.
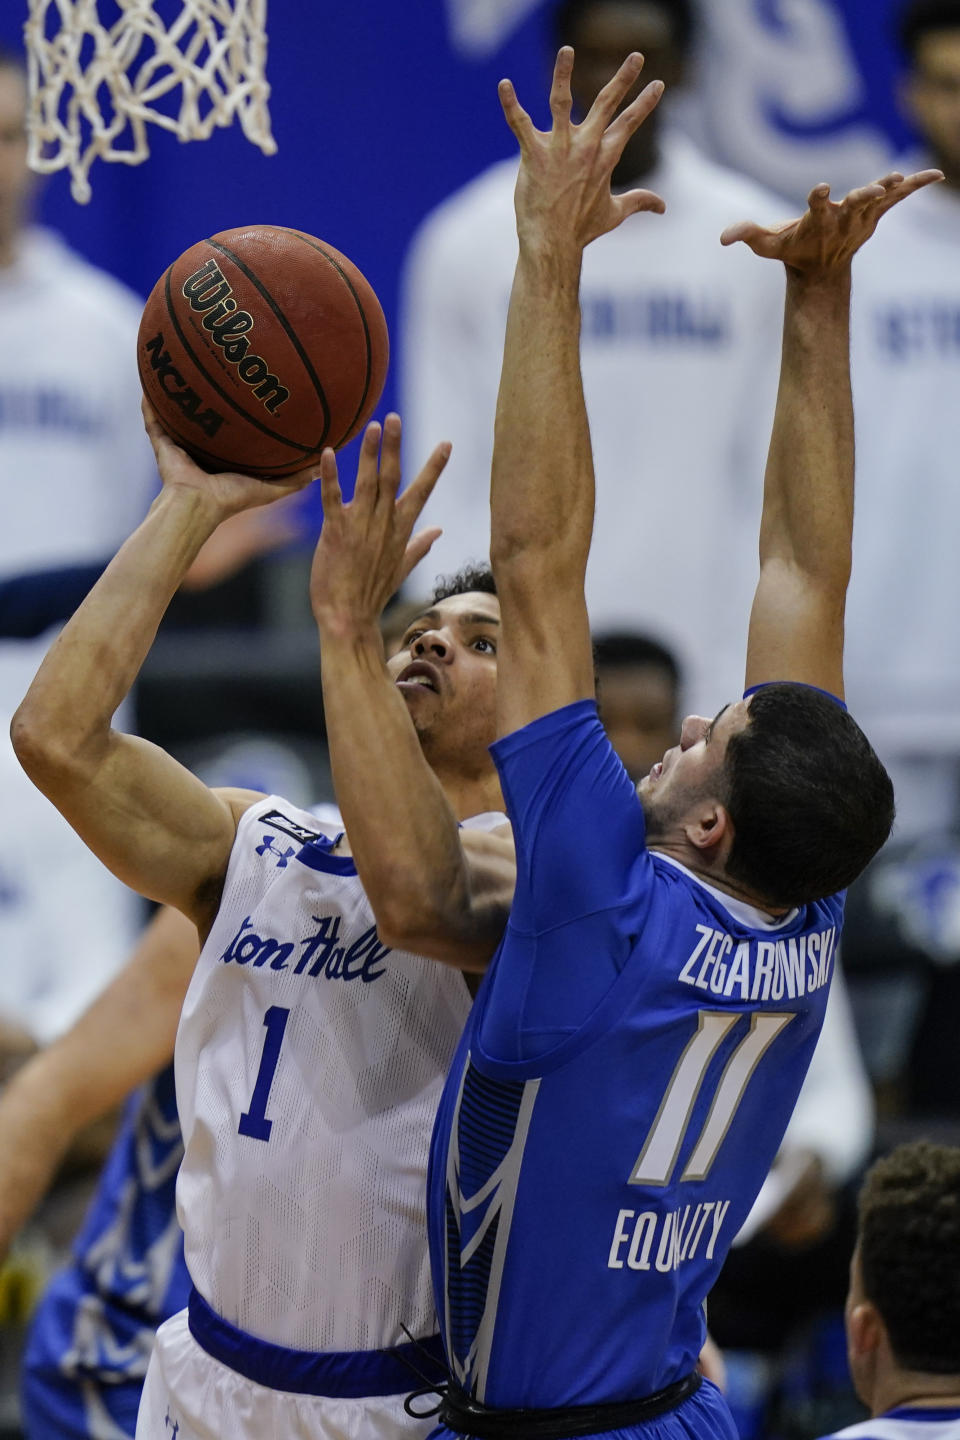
[311, 418, 515, 970]
[10, 407, 314, 925]
[490, 48, 665, 735]
[721, 171, 943, 699]
[0, 906, 198, 1266]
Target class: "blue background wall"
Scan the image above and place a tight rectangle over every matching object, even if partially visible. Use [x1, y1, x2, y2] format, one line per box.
[0, 0, 919, 485]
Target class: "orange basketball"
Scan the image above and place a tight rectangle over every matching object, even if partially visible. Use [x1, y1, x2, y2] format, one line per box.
[137, 225, 389, 479]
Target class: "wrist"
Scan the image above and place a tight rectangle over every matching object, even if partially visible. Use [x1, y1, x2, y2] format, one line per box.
[785, 266, 852, 305]
[314, 609, 385, 651]
[153, 482, 230, 535]
[515, 240, 583, 296]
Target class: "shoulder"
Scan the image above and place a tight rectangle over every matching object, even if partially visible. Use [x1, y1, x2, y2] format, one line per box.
[664, 132, 793, 218]
[227, 791, 338, 847]
[25, 229, 145, 332]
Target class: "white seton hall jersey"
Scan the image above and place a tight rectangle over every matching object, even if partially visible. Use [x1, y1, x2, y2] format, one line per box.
[822, 1408, 960, 1440]
[175, 794, 475, 1352]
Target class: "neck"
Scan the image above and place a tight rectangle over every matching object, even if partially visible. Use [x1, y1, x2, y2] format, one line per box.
[871, 1368, 960, 1418]
[436, 764, 504, 823]
[648, 840, 788, 918]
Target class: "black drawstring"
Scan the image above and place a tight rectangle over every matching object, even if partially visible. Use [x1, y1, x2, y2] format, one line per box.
[396, 1323, 450, 1419]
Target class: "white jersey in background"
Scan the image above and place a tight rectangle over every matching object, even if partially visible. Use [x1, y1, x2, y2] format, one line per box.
[401, 131, 788, 714]
[821, 1407, 960, 1440]
[138, 795, 498, 1440]
[844, 174, 960, 837]
[0, 227, 155, 1041]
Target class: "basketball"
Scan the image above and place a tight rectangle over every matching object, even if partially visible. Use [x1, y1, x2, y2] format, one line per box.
[137, 225, 389, 479]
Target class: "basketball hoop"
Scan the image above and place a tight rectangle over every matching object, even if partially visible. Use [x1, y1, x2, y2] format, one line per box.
[23, 0, 276, 204]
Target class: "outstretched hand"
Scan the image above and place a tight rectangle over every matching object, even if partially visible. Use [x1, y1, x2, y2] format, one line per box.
[499, 46, 665, 256]
[721, 170, 944, 275]
[310, 414, 450, 637]
[142, 399, 319, 518]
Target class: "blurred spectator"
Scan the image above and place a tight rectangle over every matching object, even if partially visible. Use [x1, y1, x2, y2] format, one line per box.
[844, 0, 960, 840]
[0, 44, 155, 1058]
[402, 0, 790, 715]
[816, 1142, 960, 1440]
[594, 630, 682, 781]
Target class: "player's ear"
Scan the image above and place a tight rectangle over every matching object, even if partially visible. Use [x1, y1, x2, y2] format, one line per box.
[847, 1299, 884, 1360]
[684, 801, 732, 859]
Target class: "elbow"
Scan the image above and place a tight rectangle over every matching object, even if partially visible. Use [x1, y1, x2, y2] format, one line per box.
[10, 701, 86, 790]
[372, 869, 466, 954]
[375, 894, 450, 953]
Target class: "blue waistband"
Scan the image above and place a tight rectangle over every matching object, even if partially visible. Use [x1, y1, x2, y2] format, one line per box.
[187, 1288, 446, 1398]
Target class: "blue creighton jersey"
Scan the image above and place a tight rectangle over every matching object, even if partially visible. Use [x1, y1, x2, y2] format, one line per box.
[22, 1064, 189, 1439]
[428, 701, 844, 1411]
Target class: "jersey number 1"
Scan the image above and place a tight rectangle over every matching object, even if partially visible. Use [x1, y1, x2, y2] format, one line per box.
[239, 1005, 291, 1142]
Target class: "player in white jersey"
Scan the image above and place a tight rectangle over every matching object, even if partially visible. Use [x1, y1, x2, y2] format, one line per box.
[818, 1142, 960, 1440]
[11, 416, 516, 1439]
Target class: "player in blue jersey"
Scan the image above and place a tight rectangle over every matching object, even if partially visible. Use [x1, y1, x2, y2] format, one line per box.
[0, 907, 197, 1439]
[820, 1142, 960, 1440]
[308, 47, 941, 1440]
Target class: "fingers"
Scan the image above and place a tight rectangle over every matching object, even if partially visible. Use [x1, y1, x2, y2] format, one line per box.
[613, 187, 665, 223]
[872, 166, 943, 215]
[588, 50, 645, 130]
[605, 76, 664, 160]
[352, 420, 383, 507]
[549, 46, 574, 129]
[842, 180, 886, 209]
[397, 440, 452, 526]
[400, 526, 443, 587]
[498, 77, 536, 149]
[904, 166, 945, 189]
[806, 181, 832, 212]
[318, 447, 344, 519]
[377, 412, 403, 501]
[720, 219, 769, 249]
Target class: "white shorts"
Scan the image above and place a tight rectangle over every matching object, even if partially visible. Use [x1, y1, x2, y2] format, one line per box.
[135, 1303, 441, 1440]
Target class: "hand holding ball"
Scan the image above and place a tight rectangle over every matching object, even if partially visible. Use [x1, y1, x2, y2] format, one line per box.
[138, 226, 389, 479]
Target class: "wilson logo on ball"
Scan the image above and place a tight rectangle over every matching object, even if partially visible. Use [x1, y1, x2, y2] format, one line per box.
[143, 332, 225, 439]
[182, 258, 290, 414]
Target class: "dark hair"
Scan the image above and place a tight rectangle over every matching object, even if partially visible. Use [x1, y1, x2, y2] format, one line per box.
[431, 564, 497, 604]
[553, 0, 695, 54]
[722, 684, 894, 907]
[858, 1142, 960, 1374]
[593, 630, 681, 686]
[898, 0, 960, 61]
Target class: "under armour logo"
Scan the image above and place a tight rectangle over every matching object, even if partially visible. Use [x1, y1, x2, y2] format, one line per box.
[164, 1408, 180, 1438]
[256, 834, 296, 868]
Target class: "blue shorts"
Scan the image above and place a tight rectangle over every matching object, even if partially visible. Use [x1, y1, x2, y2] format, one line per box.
[427, 1378, 738, 1440]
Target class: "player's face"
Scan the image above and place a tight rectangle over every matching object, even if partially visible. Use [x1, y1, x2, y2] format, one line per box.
[637, 698, 750, 836]
[0, 66, 31, 255]
[599, 663, 678, 783]
[387, 591, 500, 763]
[904, 29, 960, 181]
[566, 3, 685, 134]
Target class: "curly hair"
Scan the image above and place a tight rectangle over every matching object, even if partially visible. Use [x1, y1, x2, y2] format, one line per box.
[431, 565, 497, 604]
[858, 1142, 960, 1374]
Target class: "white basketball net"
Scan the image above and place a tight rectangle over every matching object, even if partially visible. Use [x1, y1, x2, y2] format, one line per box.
[23, 0, 276, 204]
